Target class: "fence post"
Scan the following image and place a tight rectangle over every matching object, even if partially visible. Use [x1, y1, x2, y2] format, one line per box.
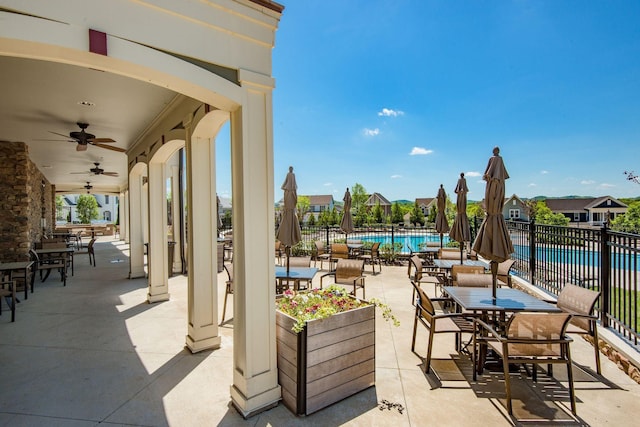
[529, 218, 536, 285]
[325, 226, 330, 247]
[391, 224, 395, 248]
[600, 224, 611, 327]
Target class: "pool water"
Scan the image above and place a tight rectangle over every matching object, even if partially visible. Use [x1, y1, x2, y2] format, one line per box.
[361, 234, 450, 253]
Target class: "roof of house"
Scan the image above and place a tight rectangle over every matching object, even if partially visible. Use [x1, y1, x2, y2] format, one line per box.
[366, 192, 391, 206]
[307, 195, 334, 206]
[415, 197, 435, 206]
[504, 194, 525, 205]
[584, 196, 627, 210]
[544, 198, 596, 212]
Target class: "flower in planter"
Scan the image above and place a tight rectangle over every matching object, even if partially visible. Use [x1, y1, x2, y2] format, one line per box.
[276, 285, 399, 333]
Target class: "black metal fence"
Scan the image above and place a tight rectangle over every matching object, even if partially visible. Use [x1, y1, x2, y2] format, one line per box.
[507, 220, 639, 347]
[226, 219, 638, 348]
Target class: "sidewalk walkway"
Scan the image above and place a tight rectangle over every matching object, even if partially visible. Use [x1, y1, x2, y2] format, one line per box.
[1, 236, 639, 426]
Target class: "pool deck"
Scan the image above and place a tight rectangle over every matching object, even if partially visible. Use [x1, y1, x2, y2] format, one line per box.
[1, 235, 639, 426]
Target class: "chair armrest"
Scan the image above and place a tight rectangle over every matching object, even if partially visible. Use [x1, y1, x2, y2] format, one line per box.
[320, 272, 336, 288]
[353, 275, 365, 286]
[473, 318, 504, 341]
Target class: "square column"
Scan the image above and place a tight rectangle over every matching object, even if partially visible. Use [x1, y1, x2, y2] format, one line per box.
[147, 160, 170, 302]
[229, 70, 281, 417]
[185, 125, 221, 352]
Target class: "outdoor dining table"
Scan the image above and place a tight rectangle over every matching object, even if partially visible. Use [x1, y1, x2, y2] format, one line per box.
[442, 286, 562, 373]
[346, 242, 364, 258]
[433, 259, 489, 271]
[275, 266, 318, 292]
[0, 261, 34, 300]
[35, 247, 75, 277]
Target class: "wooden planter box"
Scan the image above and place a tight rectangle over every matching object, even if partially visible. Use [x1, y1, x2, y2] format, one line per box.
[275, 303, 375, 416]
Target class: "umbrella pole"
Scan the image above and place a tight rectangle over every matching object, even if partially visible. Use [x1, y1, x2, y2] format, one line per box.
[460, 245, 464, 264]
[490, 260, 498, 300]
[286, 246, 290, 275]
[440, 233, 443, 248]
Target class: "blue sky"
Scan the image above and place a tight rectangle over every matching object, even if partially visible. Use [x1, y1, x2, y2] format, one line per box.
[216, 0, 640, 203]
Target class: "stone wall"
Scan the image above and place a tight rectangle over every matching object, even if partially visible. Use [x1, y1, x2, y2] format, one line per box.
[0, 141, 52, 262]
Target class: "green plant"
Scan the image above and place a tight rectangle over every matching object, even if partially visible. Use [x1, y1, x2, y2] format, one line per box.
[380, 242, 403, 264]
[276, 285, 399, 333]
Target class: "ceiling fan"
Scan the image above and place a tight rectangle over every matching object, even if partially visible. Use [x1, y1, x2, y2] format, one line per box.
[47, 122, 126, 152]
[71, 162, 119, 177]
[70, 182, 94, 193]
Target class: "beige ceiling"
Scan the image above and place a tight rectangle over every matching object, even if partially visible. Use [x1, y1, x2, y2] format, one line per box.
[0, 55, 179, 194]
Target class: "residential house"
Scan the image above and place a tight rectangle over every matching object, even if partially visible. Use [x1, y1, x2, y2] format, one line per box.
[306, 194, 334, 220]
[503, 194, 530, 222]
[415, 197, 436, 217]
[365, 192, 392, 217]
[58, 194, 119, 224]
[544, 196, 628, 226]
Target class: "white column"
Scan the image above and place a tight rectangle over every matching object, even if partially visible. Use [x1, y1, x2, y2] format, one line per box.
[129, 174, 146, 279]
[147, 160, 170, 303]
[185, 118, 221, 352]
[171, 164, 183, 273]
[123, 190, 130, 243]
[229, 70, 280, 417]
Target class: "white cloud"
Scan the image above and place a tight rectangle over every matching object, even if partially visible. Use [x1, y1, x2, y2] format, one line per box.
[599, 183, 615, 188]
[466, 171, 481, 177]
[581, 180, 596, 185]
[323, 182, 332, 186]
[409, 147, 433, 156]
[540, 170, 549, 174]
[378, 108, 404, 117]
[391, 174, 402, 179]
[528, 183, 537, 187]
[363, 128, 380, 136]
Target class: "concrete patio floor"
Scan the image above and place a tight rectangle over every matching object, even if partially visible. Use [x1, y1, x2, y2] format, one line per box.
[1, 236, 639, 426]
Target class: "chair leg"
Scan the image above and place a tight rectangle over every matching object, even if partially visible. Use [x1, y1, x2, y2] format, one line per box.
[425, 330, 435, 373]
[411, 312, 418, 352]
[221, 288, 230, 324]
[566, 346, 577, 415]
[503, 358, 513, 415]
[592, 323, 601, 375]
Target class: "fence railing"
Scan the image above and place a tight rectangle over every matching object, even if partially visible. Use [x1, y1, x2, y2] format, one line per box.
[228, 220, 639, 348]
[507, 220, 639, 347]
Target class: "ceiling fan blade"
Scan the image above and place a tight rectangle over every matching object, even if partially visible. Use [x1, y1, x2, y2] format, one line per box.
[103, 172, 119, 177]
[70, 172, 90, 175]
[48, 131, 76, 140]
[93, 143, 126, 153]
[76, 144, 88, 151]
[90, 138, 116, 143]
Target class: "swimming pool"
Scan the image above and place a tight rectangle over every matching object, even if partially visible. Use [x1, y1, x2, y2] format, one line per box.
[513, 244, 640, 267]
[360, 234, 451, 253]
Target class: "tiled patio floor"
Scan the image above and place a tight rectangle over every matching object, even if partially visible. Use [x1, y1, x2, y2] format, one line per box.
[1, 236, 639, 426]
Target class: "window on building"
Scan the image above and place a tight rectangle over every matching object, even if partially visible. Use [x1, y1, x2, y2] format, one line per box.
[574, 213, 580, 221]
[104, 211, 111, 221]
[509, 209, 520, 219]
[105, 195, 109, 204]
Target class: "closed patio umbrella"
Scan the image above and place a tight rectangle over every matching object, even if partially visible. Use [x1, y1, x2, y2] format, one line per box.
[449, 173, 471, 264]
[340, 187, 354, 237]
[276, 166, 302, 274]
[216, 195, 223, 232]
[435, 184, 450, 248]
[472, 146, 514, 299]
